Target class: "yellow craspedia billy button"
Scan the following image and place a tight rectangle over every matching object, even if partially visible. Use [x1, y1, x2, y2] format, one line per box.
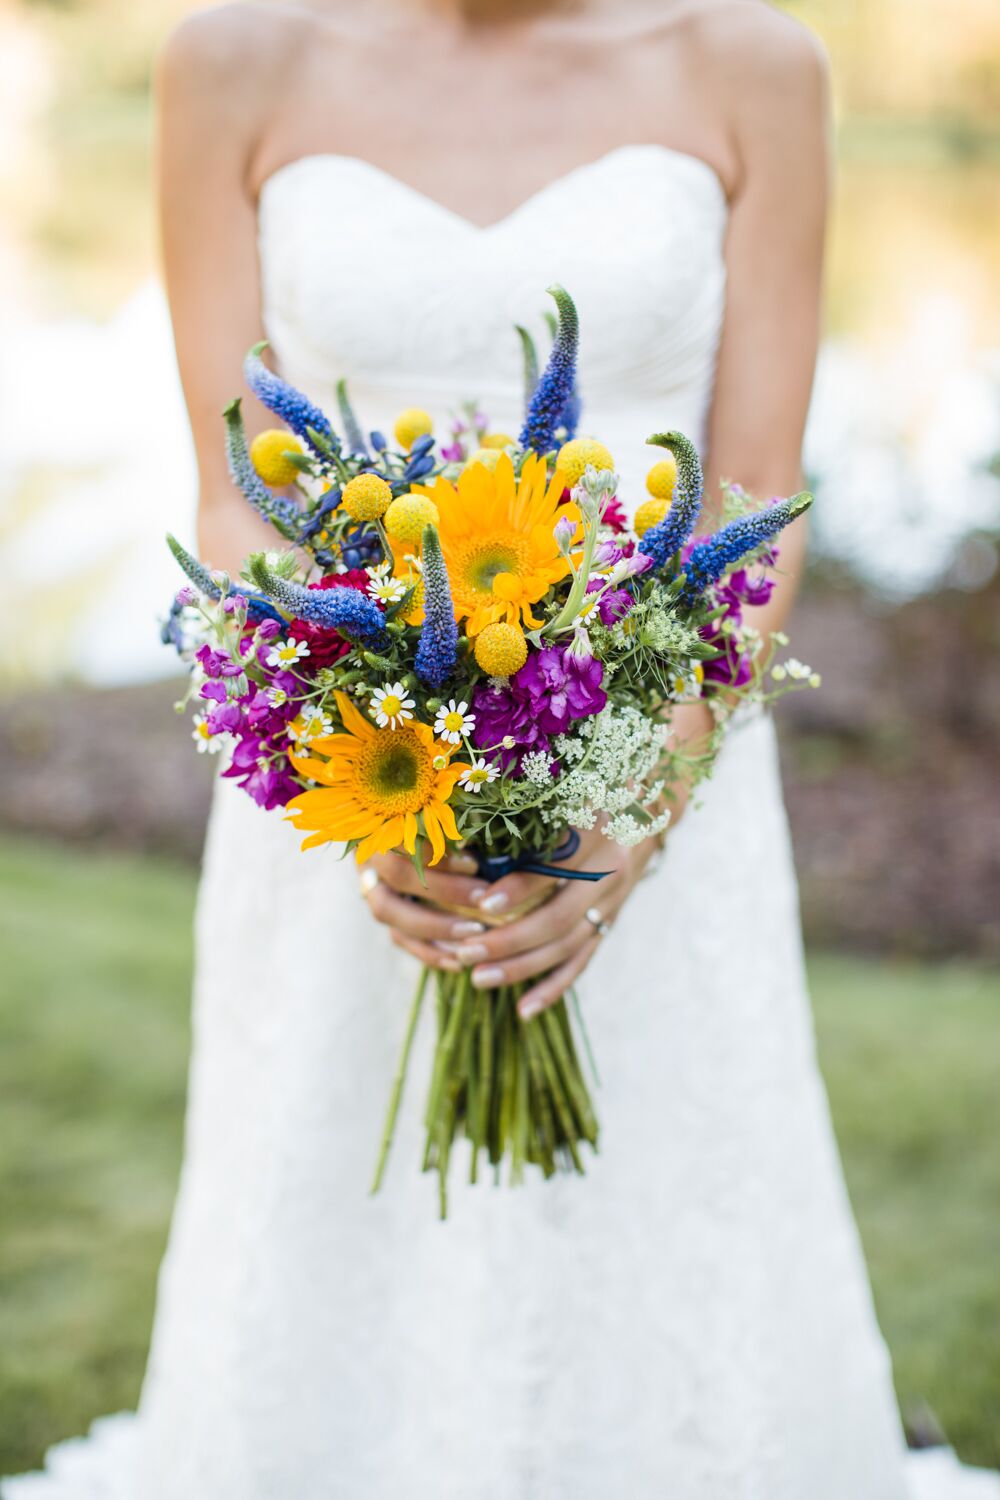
[341, 472, 393, 522]
[474, 622, 528, 677]
[393, 407, 433, 450]
[556, 437, 615, 487]
[479, 432, 516, 450]
[646, 456, 678, 500]
[633, 496, 669, 539]
[467, 447, 502, 472]
[384, 493, 440, 544]
[249, 429, 305, 487]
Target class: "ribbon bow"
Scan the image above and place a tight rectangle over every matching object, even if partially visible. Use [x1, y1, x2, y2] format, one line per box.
[474, 829, 611, 884]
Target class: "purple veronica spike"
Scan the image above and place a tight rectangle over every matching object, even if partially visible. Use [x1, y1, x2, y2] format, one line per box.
[680, 493, 812, 605]
[223, 399, 302, 539]
[243, 343, 336, 454]
[415, 525, 458, 688]
[519, 286, 579, 455]
[637, 432, 703, 569]
[248, 558, 389, 650]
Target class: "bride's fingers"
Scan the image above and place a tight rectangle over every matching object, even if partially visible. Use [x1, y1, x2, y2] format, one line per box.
[389, 930, 462, 972]
[370, 852, 482, 909]
[516, 937, 603, 1020]
[468, 919, 596, 990]
[447, 872, 626, 965]
[363, 879, 474, 945]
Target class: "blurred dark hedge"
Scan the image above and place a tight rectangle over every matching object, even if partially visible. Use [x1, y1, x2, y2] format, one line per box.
[2, 575, 997, 959]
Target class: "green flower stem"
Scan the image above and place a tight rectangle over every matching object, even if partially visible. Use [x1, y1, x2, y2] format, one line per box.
[544, 508, 602, 637]
[511, 1033, 529, 1185]
[373, 517, 396, 574]
[528, 1019, 584, 1171]
[370, 964, 429, 1195]
[542, 1006, 599, 1144]
[523, 1024, 557, 1175]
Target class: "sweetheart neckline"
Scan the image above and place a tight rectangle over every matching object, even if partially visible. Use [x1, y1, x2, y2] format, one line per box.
[256, 142, 729, 234]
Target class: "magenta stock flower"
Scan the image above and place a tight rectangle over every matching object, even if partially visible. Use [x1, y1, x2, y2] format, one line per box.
[472, 643, 606, 772]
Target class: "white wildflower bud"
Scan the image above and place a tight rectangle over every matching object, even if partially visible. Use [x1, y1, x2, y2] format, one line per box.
[553, 515, 577, 556]
[209, 568, 231, 595]
[567, 626, 594, 661]
[502, 735, 517, 750]
[809, 672, 822, 688]
[772, 630, 789, 646]
[771, 664, 787, 681]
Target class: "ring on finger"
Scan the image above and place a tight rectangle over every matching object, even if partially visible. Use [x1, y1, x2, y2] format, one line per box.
[584, 905, 612, 938]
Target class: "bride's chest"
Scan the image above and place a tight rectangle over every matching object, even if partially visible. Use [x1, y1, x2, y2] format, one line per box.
[257, 148, 727, 392]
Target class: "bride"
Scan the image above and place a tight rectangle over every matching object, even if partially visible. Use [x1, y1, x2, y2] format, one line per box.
[5, 0, 997, 1496]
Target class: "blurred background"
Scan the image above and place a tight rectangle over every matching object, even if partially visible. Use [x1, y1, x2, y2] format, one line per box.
[1, 0, 998, 1476]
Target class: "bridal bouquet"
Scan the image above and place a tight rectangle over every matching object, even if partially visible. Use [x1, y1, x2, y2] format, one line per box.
[163, 285, 817, 1214]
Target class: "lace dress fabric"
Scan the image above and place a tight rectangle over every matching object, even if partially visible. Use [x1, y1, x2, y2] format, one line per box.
[5, 145, 996, 1499]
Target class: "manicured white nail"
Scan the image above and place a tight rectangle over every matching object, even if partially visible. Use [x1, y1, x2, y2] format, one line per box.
[455, 942, 489, 965]
[479, 890, 508, 914]
[473, 965, 504, 988]
[451, 919, 486, 937]
[518, 999, 541, 1019]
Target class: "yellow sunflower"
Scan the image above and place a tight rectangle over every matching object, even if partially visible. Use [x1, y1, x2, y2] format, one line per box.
[286, 692, 465, 864]
[413, 452, 579, 635]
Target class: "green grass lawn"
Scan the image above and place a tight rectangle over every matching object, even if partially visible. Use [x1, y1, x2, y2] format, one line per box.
[1, 834, 998, 1475]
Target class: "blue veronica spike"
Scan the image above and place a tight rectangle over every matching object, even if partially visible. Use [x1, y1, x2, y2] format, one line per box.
[410, 433, 435, 459]
[680, 492, 813, 605]
[336, 378, 368, 456]
[519, 285, 579, 454]
[244, 592, 287, 626]
[557, 382, 582, 441]
[243, 343, 336, 455]
[369, 430, 388, 453]
[223, 399, 302, 539]
[160, 595, 187, 653]
[415, 525, 458, 689]
[637, 432, 704, 569]
[248, 558, 390, 650]
[166, 534, 221, 599]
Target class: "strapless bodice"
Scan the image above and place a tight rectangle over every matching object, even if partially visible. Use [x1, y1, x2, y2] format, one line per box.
[257, 143, 728, 498]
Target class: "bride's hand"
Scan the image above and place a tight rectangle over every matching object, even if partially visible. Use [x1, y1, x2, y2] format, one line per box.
[439, 826, 659, 1020]
[363, 828, 659, 1020]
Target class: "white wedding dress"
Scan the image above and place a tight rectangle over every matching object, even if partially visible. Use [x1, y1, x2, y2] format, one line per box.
[6, 144, 997, 1500]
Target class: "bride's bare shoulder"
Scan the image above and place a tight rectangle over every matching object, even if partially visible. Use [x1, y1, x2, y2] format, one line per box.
[155, 2, 313, 126]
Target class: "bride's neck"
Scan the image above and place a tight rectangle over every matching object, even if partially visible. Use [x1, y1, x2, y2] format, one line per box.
[381, 0, 586, 23]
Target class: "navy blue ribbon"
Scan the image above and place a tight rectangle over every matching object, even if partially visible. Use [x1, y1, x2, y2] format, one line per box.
[474, 829, 611, 884]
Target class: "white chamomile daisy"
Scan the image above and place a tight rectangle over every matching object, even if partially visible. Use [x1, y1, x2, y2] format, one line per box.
[192, 715, 222, 755]
[266, 636, 311, 669]
[433, 699, 475, 745]
[459, 758, 499, 793]
[367, 574, 407, 605]
[288, 706, 333, 744]
[266, 684, 289, 708]
[370, 682, 415, 730]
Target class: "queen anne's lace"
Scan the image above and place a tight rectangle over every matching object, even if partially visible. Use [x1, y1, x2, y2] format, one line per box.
[8, 147, 995, 1500]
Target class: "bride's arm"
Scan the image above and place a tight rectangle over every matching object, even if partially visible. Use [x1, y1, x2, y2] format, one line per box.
[155, 8, 294, 575]
[370, 15, 832, 1011]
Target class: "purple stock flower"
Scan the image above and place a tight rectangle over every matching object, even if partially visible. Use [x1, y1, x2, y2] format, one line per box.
[585, 578, 634, 626]
[222, 732, 298, 809]
[472, 643, 606, 773]
[195, 644, 243, 679]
